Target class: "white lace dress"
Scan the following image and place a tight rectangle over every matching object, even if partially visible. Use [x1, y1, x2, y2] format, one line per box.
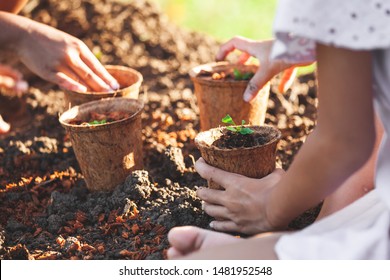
[271, 0, 390, 259]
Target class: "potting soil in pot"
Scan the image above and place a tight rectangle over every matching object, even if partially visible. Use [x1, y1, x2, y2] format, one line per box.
[0, 0, 320, 259]
[67, 110, 132, 126]
[197, 68, 255, 81]
[213, 129, 278, 149]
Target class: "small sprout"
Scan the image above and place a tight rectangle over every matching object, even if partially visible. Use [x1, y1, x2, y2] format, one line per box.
[88, 119, 107, 125]
[94, 50, 103, 61]
[222, 114, 254, 135]
[233, 68, 254, 80]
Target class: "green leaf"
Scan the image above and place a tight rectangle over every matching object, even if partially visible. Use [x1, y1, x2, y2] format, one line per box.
[242, 72, 254, 80]
[233, 68, 243, 80]
[88, 119, 107, 125]
[222, 114, 235, 125]
[226, 126, 238, 132]
[94, 51, 103, 62]
[241, 120, 246, 125]
[239, 127, 254, 135]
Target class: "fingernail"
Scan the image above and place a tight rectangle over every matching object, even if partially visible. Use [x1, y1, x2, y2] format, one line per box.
[243, 92, 252, 102]
[75, 85, 88, 93]
[209, 221, 214, 229]
[110, 80, 120, 90]
[16, 81, 28, 92]
[166, 248, 174, 259]
[201, 201, 205, 211]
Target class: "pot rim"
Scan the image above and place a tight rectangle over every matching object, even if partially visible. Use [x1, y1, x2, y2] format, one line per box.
[195, 125, 281, 152]
[189, 61, 258, 85]
[59, 97, 144, 132]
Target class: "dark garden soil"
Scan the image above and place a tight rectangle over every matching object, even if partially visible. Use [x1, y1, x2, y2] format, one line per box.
[0, 0, 320, 260]
[213, 128, 278, 149]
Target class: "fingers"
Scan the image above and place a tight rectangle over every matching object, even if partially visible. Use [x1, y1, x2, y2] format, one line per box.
[167, 226, 204, 258]
[69, 54, 113, 92]
[243, 70, 271, 102]
[0, 64, 22, 81]
[0, 75, 28, 94]
[52, 71, 88, 92]
[0, 115, 11, 134]
[216, 36, 255, 61]
[0, 65, 28, 94]
[168, 226, 240, 259]
[79, 44, 119, 90]
[271, 168, 285, 176]
[202, 202, 230, 220]
[209, 220, 241, 233]
[197, 187, 225, 205]
[195, 158, 241, 189]
[166, 247, 184, 259]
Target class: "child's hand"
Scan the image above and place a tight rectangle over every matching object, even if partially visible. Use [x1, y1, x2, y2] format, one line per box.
[0, 64, 28, 134]
[0, 64, 28, 94]
[0, 115, 10, 134]
[216, 36, 298, 101]
[195, 157, 286, 235]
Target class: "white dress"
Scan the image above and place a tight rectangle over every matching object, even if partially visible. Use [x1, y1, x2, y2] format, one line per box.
[271, 0, 390, 259]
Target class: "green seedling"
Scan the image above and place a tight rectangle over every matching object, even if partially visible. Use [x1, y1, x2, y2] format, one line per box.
[222, 114, 254, 135]
[88, 119, 107, 125]
[233, 68, 254, 80]
[94, 50, 103, 62]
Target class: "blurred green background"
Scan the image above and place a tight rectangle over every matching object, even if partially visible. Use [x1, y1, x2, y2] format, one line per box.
[149, 0, 315, 75]
[150, 0, 277, 41]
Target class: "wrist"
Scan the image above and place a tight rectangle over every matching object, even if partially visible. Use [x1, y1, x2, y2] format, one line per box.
[14, 16, 34, 56]
[264, 186, 293, 230]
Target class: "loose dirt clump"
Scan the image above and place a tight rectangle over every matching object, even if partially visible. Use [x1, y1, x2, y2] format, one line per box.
[0, 0, 319, 259]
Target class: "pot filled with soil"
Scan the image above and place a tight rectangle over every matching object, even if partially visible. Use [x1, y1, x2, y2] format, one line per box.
[64, 65, 143, 108]
[189, 61, 270, 131]
[195, 115, 281, 190]
[59, 97, 144, 191]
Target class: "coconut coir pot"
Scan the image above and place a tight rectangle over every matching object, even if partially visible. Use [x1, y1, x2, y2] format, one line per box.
[59, 97, 144, 191]
[190, 61, 270, 131]
[195, 125, 281, 190]
[64, 65, 143, 108]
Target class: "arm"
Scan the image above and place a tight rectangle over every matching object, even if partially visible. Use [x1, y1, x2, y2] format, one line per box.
[0, 11, 119, 92]
[0, 0, 28, 13]
[195, 44, 375, 234]
[267, 44, 375, 228]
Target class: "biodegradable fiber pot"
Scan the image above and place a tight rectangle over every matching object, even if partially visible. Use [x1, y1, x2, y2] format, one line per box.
[64, 65, 143, 108]
[190, 61, 270, 131]
[195, 125, 281, 190]
[59, 97, 144, 192]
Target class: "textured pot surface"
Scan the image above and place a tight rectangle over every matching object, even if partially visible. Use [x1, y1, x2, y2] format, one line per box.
[64, 65, 143, 109]
[59, 97, 144, 191]
[190, 61, 270, 131]
[195, 125, 281, 189]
